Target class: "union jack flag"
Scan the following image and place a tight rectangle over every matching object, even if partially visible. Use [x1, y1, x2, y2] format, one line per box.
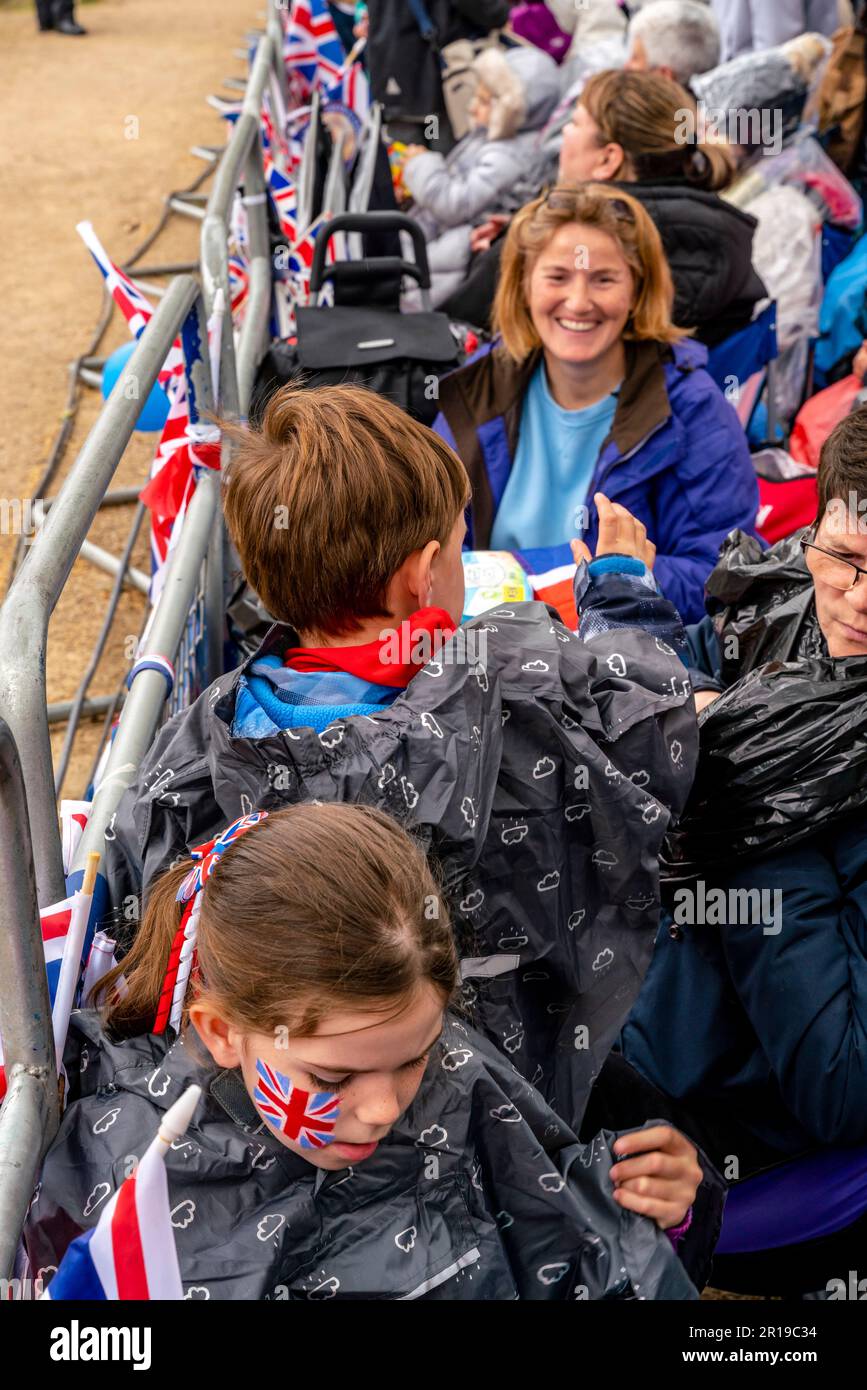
[261, 85, 293, 178]
[60, 799, 91, 877]
[141, 373, 196, 596]
[283, 0, 345, 102]
[77, 221, 155, 340]
[253, 1059, 340, 1147]
[322, 38, 370, 124]
[77, 222, 188, 600]
[228, 193, 250, 326]
[264, 155, 299, 243]
[272, 214, 334, 333]
[43, 1086, 200, 1301]
[0, 885, 96, 1101]
[228, 255, 249, 319]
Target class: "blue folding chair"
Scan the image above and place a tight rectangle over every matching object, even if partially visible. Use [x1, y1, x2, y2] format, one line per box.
[706, 301, 780, 439]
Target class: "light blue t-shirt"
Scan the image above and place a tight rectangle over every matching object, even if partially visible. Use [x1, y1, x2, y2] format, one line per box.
[489, 361, 618, 552]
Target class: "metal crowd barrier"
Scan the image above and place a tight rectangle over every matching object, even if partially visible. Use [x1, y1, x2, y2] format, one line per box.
[0, 0, 383, 1272]
[0, 720, 56, 1283]
[0, 9, 287, 1275]
[0, 274, 228, 1282]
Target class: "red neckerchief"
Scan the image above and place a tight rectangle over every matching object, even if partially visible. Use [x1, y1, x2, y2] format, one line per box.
[284, 607, 456, 689]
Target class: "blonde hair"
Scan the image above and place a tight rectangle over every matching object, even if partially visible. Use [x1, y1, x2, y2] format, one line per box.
[581, 69, 734, 192]
[493, 183, 688, 362]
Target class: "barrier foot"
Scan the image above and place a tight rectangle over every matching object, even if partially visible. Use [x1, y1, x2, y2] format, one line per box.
[169, 198, 207, 222]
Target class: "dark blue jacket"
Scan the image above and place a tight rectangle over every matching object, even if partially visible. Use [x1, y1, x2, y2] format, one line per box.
[625, 542, 867, 1155]
[434, 337, 759, 624]
[622, 811, 867, 1155]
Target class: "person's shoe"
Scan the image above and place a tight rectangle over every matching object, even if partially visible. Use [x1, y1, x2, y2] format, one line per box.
[55, 17, 87, 33]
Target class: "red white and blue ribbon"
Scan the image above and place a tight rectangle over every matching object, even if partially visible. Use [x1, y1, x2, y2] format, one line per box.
[154, 811, 269, 1035]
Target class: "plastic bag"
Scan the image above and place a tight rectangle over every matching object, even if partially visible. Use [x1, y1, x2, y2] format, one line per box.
[663, 651, 867, 881]
[665, 524, 867, 882]
[748, 185, 823, 349]
[789, 373, 863, 469]
[692, 48, 808, 148]
[747, 338, 813, 441]
[736, 130, 863, 230]
[704, 529, 825, 684]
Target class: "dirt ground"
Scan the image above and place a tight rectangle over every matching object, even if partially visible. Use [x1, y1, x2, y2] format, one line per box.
[0, 0, 256, 795]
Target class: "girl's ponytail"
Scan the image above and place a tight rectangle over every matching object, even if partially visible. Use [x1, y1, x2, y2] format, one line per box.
[96, 860, 190, 1038]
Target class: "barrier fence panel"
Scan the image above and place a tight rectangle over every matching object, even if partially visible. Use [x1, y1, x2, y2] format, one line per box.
[0, 275, 200, 908]
[0, 720, 57, 1282]
[70, 285, 223, 877]
[0, 277, 222, 1269]
[201, 27, 276, 416]
[0, 1, 311, 1267]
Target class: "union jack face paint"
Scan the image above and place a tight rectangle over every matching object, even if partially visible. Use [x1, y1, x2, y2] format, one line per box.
[253, 1059, 340, 1148]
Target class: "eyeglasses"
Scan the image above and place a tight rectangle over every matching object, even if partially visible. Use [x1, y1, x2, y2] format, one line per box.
[543, 186, 634, 221]
[800, 533, 867, 591]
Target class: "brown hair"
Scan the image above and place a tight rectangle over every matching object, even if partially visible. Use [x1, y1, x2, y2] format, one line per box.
[494, 182, 687, 362]
[222, 384, 470, 636]
[100, 804, 458, 1040]
[580, 69, 734, 192]
[817, 405, 867, 522]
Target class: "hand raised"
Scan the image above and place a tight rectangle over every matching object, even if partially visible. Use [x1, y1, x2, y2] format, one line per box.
[570, 493, 656, 569]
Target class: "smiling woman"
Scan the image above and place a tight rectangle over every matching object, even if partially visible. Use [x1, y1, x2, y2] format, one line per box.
[434, 182, 760, 624]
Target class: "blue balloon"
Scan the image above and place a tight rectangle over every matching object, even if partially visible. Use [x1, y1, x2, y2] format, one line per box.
[101, 340, 171, 432]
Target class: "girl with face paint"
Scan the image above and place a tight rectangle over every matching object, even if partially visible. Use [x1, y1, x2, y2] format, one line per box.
[100, 803, 456, 1173]
[28, 804, 720, 1299]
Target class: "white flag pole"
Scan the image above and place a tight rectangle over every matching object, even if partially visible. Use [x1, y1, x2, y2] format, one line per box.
[51, 851, 100, 1074]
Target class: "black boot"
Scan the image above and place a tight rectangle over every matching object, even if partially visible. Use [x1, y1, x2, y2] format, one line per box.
[51, 0, 87, 33]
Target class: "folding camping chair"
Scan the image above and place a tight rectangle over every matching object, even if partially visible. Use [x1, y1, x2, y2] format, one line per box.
[706, 300, 780, 438]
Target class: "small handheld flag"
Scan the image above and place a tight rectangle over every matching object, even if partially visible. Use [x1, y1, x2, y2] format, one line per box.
[0, 854, 101, 1102]
[42, 1085, 202, 1301]
[51, 853, 100, 1074]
